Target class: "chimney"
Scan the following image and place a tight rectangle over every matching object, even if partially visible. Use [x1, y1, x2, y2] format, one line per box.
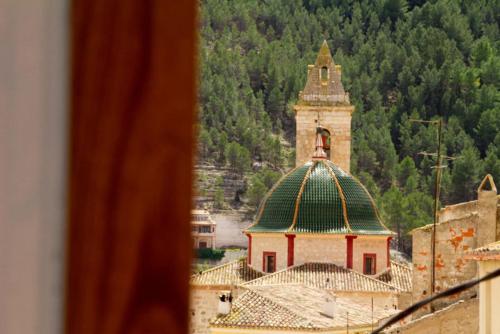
[477, 175, 498, 245]
[321, 295, 337, 319]
[217, 291, 233, 315]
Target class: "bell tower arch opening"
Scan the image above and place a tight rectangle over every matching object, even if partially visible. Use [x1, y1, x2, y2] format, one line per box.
[319, 127, 331, 159]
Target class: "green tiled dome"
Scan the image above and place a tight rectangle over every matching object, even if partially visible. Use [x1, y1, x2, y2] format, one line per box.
[247, 160, 392, 235]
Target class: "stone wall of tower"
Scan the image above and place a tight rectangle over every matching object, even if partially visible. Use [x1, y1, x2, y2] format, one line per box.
[295, 105, 354, 171]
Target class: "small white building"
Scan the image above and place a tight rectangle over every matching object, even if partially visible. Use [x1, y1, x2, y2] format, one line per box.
[465, 240, 500, 334]
[192, 209, 217, 249]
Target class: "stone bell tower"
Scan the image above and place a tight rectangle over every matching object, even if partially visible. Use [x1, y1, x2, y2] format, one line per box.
[294, 40, 354, 172]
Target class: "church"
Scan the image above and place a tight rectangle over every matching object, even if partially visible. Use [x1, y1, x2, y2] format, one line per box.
[190, 41, 412, 334]
[244, 42, 393, 276]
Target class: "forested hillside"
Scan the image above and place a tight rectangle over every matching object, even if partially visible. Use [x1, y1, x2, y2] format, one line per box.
[197, 0, 499, 252]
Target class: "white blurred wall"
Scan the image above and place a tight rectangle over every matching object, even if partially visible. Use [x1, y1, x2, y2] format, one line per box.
[0, 1, 68, 333]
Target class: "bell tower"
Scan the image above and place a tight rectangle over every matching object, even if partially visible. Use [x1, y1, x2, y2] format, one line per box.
[294, 40, 354, 172]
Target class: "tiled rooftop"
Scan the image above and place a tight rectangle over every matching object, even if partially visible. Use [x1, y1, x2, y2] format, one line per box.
[243, 262, 399, 292]
[190, 258, 263, 286]
[465, 240, 500, 260]
[247, 160, 393, 235]
[211, 284, 398, 330]
[375, 261, 413, 292]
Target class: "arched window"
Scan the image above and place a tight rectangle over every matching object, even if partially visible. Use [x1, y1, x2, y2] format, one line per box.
[320, 66, 328, 82]
[320, 128, 331, 159]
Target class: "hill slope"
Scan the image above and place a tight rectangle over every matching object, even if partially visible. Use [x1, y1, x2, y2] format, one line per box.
[197, 0, 500, 253]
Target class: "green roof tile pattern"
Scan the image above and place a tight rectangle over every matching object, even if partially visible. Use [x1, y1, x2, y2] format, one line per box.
[295, 162, 348, 233]
[247, 160, 392, 235]
[327, 162, 389, 234]
[250, 163, 312, 232]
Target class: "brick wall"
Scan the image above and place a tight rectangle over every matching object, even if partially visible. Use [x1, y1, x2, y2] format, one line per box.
[412, 213, 479, 315]
[295, 106, 353, 171]
[352, 236, 388, 275]
[250, 234, 288, 272]
[190, 288, 224, 334]
[411, 186, 498, 316]
[335, 291, 398, 309]
[387, 298, 479, 334]
[250, 234, 388, 275]
[294, 235, 346, 267]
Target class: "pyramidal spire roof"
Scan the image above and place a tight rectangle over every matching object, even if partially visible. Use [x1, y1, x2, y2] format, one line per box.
[315, 40, 334, 67]
[298, 40, 349, 106]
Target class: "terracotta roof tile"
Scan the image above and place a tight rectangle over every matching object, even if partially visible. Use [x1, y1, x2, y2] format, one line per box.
[243, 262, 399, 292]
[375, 261, 413, 292]
[211, 285, 398, 330]
[210, 289, 314, 330]
[465, 241, 500, 260]
[191, 258, 263, 286]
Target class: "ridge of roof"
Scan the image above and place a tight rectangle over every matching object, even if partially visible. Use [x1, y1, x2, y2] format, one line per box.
[375, 261, 413, 292]
[465, 240, 500, 260]
[190, 257, 263, 286]
[410, 211, 479, 233]
[243, 262, 400, 292]
[211, 284, 399, 330]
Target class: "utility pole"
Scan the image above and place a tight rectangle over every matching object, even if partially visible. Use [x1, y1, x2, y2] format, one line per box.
[431, 118, 442, 297]
[410, 118, 456, 306]
[371, 297, 374, 332]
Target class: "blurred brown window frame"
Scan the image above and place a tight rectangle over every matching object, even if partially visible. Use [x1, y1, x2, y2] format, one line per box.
[65, 1, 196, 333]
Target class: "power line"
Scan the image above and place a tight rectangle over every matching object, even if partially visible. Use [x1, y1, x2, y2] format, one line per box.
[370, 267, 500, 333]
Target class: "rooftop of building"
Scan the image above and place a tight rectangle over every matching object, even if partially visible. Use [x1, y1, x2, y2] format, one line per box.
[375, 261, 413, 292]
[191, 209, 210, 215]
[210, 284, 398, 331]
[243, 262, 399, 292]
[191, 209, 216, 224]
[464, 240, 500, 260]
[246, 159, 393, 236]
[190, 258, 263, 287]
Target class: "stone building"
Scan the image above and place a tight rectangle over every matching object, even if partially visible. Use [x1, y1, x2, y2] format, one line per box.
[244, 154, 394, 276]
[465, 240, 500, 334]
[411, 174, 499, 314]
[294, 40, 354, 172]
[190, 41, 413, 334]
[210, 285, 397, 334]
[192, 209, 217, 249]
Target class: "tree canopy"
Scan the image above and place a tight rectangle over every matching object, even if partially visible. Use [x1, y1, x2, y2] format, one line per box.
[198, 0, 500, 254]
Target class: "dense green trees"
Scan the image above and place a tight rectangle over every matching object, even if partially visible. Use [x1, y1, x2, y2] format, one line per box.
[198, 0, 499, 254]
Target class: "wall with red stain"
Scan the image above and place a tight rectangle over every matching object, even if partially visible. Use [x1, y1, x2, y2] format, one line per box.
[411, 187, 499, 317]
[411, 205, 480, 317]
